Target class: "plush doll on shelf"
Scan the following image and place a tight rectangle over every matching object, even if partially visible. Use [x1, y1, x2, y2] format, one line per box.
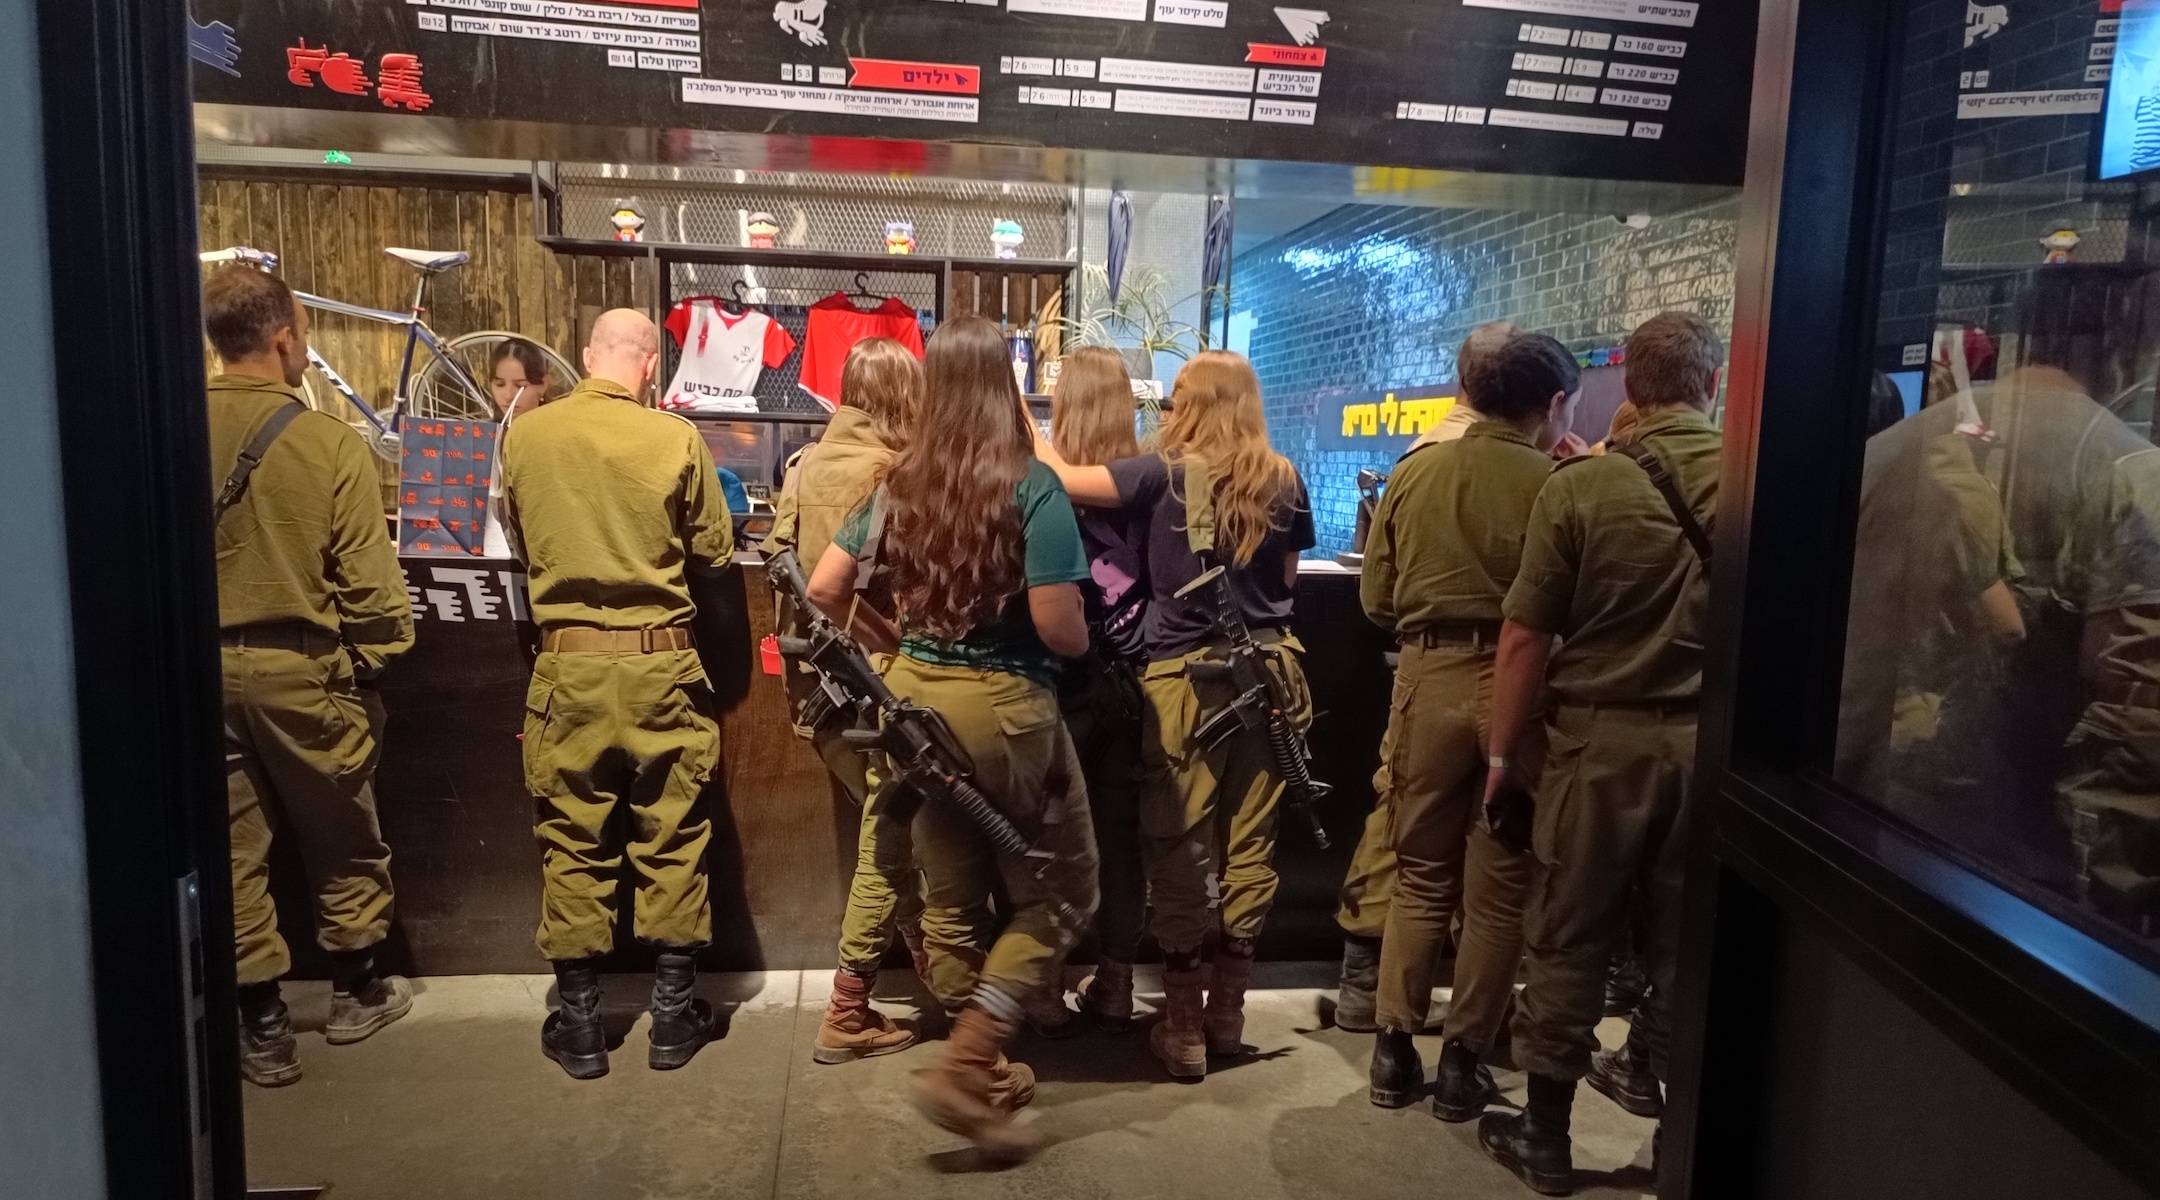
[990, 218, 1024, 259]
[609, 201, 647, 243]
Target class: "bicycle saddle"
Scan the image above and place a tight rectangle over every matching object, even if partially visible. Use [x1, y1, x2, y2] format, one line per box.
[384, 247, 470, 272]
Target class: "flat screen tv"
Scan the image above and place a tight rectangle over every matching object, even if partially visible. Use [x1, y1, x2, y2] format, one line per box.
[2099, 1, 2160, 180]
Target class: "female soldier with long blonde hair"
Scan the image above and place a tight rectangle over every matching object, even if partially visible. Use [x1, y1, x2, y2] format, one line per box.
[807, 316, 1099, 1160]
[1036, 350, 1316, 1079]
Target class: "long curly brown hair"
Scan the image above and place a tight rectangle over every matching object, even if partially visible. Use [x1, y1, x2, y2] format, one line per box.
[883, 316, 1031, 641]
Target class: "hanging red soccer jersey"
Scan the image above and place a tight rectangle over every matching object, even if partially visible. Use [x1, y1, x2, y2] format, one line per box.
[797, 292, 926, 410]
[660, 296, 797, 413]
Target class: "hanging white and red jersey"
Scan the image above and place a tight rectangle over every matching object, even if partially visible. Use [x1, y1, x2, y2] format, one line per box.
[659, 297, 797, 413]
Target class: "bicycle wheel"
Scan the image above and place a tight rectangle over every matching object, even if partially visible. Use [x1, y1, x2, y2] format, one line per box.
[410, 331, 582, 423]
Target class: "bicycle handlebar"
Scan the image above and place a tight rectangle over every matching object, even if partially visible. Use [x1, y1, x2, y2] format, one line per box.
[200, 246, 279, 270]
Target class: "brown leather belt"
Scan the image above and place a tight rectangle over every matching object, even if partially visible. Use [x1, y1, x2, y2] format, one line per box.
[1411, 621, 1502, 651]
[2094, 678, 2160, 710]
[221, 623, 341, 656]
[541, 626, 694, 653]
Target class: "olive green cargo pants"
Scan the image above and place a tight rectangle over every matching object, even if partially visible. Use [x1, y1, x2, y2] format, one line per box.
[225, 641, 395, 986]
[2059, 701, 2160, 919]
[792, 650, 928, 977]
[1512, 702, 1695, 1082]
[523, 648, 720, 960]
[1335, 765, 1399, 940]
[833, 754, 927, 976]
[1373, 642, 1533, 1045]
[884, 656, 1099, 1011]
[1140, 639, 1313, 955]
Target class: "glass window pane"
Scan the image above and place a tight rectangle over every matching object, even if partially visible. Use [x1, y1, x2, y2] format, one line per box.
[1836, 0, 2160, 958]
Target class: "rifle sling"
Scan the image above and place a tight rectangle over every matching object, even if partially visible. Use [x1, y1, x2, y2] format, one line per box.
[1615, 441, 1713, 566]
[213, 402, 306, 524]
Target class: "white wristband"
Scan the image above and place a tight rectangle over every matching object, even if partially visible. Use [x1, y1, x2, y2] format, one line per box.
[1486, 755, 1509, 769]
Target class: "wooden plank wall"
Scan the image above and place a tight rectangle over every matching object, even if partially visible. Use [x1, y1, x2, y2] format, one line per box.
[197, 175, 653, 411]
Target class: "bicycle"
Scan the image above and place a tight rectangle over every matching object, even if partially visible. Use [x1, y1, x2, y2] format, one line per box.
[198, 245, 579, 462]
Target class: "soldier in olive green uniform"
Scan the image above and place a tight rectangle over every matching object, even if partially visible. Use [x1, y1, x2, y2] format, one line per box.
[2058, 444, 2160, 928]
[1479, 312, 1724, 1196]
[1360, 333, 1578, 1120]
[202, 265, 417, 1088]
[760, 337, 932, 1063]
[1334, 320, 1520, 1032]
[500, 309, 734, 1080]
[808, 316, 1097, 1162]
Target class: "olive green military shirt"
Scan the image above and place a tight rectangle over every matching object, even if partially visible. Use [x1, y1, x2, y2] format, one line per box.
[500, 376, 733, 630]
[1504, 404, 1721, 704]
[207, 373, 414, 671]
[2064, 445, 2160, 690]
[760, 404, 895, 565]
[1362, 420, 1553, 634]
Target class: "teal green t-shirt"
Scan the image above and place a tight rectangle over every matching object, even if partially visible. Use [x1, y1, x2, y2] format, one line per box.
[835, 459, 1088, 686]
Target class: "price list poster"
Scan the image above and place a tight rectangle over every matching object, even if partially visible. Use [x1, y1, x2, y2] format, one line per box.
[191, 0, 1757, 185]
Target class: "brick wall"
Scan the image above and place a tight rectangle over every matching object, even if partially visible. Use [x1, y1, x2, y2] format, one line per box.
[1876, 0, 2119, 363]
[1232, 196, 1740, 555]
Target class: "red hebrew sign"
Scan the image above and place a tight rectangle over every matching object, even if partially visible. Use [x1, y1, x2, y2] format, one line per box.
[1247, 43, 1327, 67]
[848, 58, 981, 95]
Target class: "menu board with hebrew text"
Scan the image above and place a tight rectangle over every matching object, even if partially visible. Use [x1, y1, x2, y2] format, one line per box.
[191, 0, 1757, 185]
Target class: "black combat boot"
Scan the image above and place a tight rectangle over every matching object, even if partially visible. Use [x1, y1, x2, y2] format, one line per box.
[1585, 1027, 1663, 1118]
[1367, 1027, 1424, 1107]
[1479, 1074, 1575, 1196]
[1432, 1037, 1501, 1122]
[1603, 951, 1649, 1017]
[1334, 934, 1381, 1033]
[648, 951, 719, 1070]
[237, 981, 300, 1088]
[541, 959, 609, 1079]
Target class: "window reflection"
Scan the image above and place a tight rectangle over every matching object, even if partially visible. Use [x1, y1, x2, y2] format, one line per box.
[1839, 305, 2160, 947]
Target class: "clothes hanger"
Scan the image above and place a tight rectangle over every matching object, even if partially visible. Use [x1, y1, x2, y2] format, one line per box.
[850, 271, 881, 303]
[719, 278, 750, 315]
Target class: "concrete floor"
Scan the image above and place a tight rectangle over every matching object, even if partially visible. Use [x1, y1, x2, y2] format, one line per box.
[245, 965, 1658, 1200]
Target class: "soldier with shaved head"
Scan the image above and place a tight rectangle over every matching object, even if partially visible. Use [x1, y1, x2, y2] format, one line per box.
[499, 308, 737, 1078]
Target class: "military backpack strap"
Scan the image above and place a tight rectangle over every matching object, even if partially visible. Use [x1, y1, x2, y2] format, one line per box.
[759, 446, 811, 556]
[1181, 454, 1216, 556]
[1616, 441, 1714, 566]
[213, 402, 306, 525]
[854, 485, 890, 596]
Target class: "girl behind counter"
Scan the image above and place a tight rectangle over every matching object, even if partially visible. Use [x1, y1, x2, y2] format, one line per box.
[805, 315, 1100, 1163]
[1035, 349, 1317, 1081]
[1047, 347, 1152, 1033]
[488, 338, 551, 420]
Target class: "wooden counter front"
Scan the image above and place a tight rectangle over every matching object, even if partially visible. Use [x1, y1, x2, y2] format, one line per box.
[267, 559, 1389, 976]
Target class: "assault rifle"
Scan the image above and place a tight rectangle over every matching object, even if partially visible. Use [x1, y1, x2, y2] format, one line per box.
[765, 548, 1081, 925]
[1177, 562, 1334, 849]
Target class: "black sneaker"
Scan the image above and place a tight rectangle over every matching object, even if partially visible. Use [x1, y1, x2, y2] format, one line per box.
[238, 995, 301, 1088]
[1585, 1044, 1663, 1118]
[1368, 1028, 1424, 1108]
[1479, 1110, 1574, 1196]
[325, 975, 414, 1045]
[1431, 1038, 1500, 1123]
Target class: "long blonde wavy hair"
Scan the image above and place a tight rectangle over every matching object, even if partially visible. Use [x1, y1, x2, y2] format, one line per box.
[1158, 351, 1299, 566]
